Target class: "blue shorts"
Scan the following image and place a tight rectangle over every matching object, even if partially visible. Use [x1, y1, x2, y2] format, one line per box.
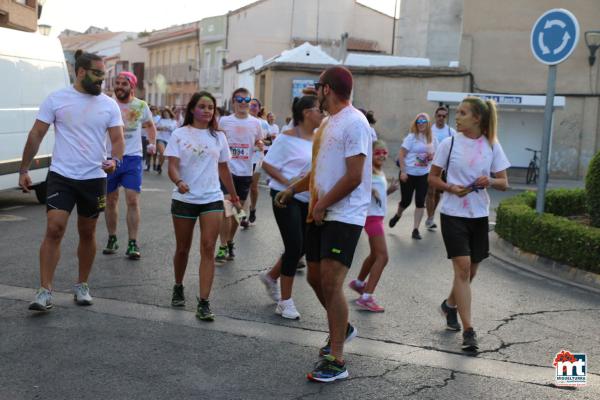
[107, 155, 143, 193]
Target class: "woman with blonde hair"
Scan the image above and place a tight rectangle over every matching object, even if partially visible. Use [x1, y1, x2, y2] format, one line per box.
[428, 97, 509, 351]
[389, 112, 437, 239]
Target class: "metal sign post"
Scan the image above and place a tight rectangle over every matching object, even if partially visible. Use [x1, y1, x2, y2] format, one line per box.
[530, 9, 580, 214]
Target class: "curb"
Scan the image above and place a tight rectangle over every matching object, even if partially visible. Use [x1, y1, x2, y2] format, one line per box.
[489, 231, 600, 294]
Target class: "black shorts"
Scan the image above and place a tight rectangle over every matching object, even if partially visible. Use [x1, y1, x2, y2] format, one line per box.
[305, 221, 363, 268]
[45, 171, 106, 218]
[171, 199, 224, 219]
[220, 174, 252, 202]
[440, 213, 489, 263]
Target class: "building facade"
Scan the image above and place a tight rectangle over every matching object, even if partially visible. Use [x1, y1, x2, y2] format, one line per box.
[142, 22, 200, 108]
[198, 15, 227, 104]
[0, 0, 38, 32]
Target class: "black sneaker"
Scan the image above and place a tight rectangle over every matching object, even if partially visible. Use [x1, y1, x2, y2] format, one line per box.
[171, 284, 185, 307]
[196, 298, 215, 321]
[319, 323, 358, 357]
[411, 229, 422, 240]
[389, 214, 400, 228]
[126, 240, 141, 260]
[157, 165, 162, 175]
[103, 235, 118, 254]
[226, 241, 235, 260]
[462, 328, 479, 352]
[440, 300, 461, 331]
[249, 209, 256, 223]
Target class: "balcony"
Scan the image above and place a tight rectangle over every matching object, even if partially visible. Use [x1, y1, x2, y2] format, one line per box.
[145, 63, 197, 84]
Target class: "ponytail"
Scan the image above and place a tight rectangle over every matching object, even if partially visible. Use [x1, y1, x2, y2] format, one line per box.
[485, 100, 497, 145]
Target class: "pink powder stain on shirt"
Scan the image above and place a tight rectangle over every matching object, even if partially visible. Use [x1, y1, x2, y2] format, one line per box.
[468, 137, 485, 167]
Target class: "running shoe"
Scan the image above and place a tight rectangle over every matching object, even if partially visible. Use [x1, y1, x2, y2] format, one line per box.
[275, 299, 300, 319]
[73, 282, 93, 306]
[259, 271, 281, 302]
[226, 241, 235, 260]
[171, 284, 185, 307]
[215, 245, 228, 263]
[348, 280, 365, 295]
[440, 299, 461, 331]
[355, 296, 384, 312]
[126, 240, 141, 260]
[319, 323, 357, 357]
[389, 214, 401, 228]
[102, 235, 118, 254]
[157, 165, 162, 175]
[196, 298, 215, 321]
[411, 229, 422, 240]
[296, 257, 306, 271]
[425, 218, 437, 231]
[307, 355, 348, 382]
[249, 209, 256, 223]
[462, 328, 479, 352]
[28, 287, 53, 311]
[240, 217, 250, 229]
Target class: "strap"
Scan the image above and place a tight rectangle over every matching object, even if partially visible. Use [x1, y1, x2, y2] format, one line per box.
[445, 136, 454, 172]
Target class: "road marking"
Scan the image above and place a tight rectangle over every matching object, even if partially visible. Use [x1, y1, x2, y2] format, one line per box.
[141, 188, 165, 192]
[0, 214, 26, 222]
[0, 206, 24, 211]
[0, 283, 598, 391]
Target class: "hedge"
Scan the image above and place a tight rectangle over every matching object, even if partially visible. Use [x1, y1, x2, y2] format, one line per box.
[496, 190, 600, 272]
[586, 151, 600, 227]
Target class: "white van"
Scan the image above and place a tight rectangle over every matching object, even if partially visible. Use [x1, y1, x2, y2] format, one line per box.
[0, 27, 70, 202]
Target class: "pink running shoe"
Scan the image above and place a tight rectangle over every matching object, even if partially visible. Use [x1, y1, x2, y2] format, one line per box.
[356, 297, 384, 312]
[348, 280, 365, 295]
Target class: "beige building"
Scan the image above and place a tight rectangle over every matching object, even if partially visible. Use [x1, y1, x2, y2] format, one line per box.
[0, 0, 38, 32]
[142, 22, 200, 108]
[226, 0, 394, 65]
[397, 0, 600, 179]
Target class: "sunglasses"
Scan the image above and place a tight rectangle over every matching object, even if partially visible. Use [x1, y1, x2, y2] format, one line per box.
[234, 96, 252, 103]
[374, 149, 389, 156]
[314, 82, 325, 90]
[416, 119, 428, 124]
[86, 68, 105, 78]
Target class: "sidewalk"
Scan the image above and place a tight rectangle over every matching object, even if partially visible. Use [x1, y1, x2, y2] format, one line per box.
[508, 178, 584, 192]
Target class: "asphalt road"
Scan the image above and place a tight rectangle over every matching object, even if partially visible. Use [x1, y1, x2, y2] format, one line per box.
[0, 171, 598, 399]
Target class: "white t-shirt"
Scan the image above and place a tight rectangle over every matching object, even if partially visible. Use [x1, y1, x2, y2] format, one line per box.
[432, 133, 511, 218]
[266, 123, 280, 151]
[252, 117, 269, 164]
[432, 124, 456, 144]
[112, 98, 152, 157]
[369, 126, 378, 141]
[401, 133, 438, 176]
[219, 114, 264, 176]
[36, 86, 123, 180]
[157, 118, 176, 143]
[164, 126, 230, 204]
[368, 172, 388, 217]
[263, 133, 312, 203]
[314, 105, 372, 226]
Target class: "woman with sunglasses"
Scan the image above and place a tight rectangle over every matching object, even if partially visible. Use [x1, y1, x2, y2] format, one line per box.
[165, 91, 241, 321]
[389, 113, 438, 239]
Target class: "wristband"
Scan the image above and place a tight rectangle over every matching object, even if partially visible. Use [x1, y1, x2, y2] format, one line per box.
[19, 169, 29, 175]
[229, 195, 240, 203]
[175, 179, 183, 186]
[107, 157, 122, 168]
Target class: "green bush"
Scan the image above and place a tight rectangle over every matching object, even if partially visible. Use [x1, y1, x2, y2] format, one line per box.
[496, 191, 600, 272]
[586, 151, 600, 227]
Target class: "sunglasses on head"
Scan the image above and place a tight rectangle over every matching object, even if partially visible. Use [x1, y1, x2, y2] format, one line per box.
[234, 96, 251, 103]
[416, 119, 428, 124]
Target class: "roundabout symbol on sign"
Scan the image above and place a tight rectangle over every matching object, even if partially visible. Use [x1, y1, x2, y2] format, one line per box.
[531, 9, 579, 65]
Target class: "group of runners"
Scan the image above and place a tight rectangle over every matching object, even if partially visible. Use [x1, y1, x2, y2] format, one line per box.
[19, 49, 510, 383]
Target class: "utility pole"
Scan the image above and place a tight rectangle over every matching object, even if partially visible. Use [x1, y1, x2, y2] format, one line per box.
[391, 0, 399, 54]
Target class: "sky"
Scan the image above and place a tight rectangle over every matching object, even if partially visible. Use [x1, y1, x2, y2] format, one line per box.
[38, 0, 399, 37]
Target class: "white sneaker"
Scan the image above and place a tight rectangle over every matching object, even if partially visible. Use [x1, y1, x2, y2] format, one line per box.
[275, 299, 301, 320]
[28, 287, 53, 311]
[73, 282, 93, 305]
[425, 218, 437, 231]
[259, 271, 280, 302]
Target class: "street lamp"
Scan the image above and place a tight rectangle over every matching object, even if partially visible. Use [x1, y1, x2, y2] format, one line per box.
[38, 23, 51, 36]
[585, 30, 600, 66]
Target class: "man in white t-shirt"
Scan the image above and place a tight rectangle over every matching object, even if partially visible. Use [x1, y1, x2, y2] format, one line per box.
[426, 105, 457, 231]
[103, 72, 156, 260]
[276, 66, 372, 382]
[215, 88, 264, 262]
[19, 50, 125, 312]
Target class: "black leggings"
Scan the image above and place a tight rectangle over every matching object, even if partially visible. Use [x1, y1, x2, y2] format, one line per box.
[399, 173, 429, 209]
[271, 189, 308, 277]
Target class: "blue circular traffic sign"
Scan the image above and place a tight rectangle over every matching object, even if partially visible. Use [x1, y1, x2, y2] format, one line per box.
[531, 9, 580, 65]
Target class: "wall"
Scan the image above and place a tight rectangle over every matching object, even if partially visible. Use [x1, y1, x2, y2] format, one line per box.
[0, 0, 37, 32]
[461, 0, 600, 178]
